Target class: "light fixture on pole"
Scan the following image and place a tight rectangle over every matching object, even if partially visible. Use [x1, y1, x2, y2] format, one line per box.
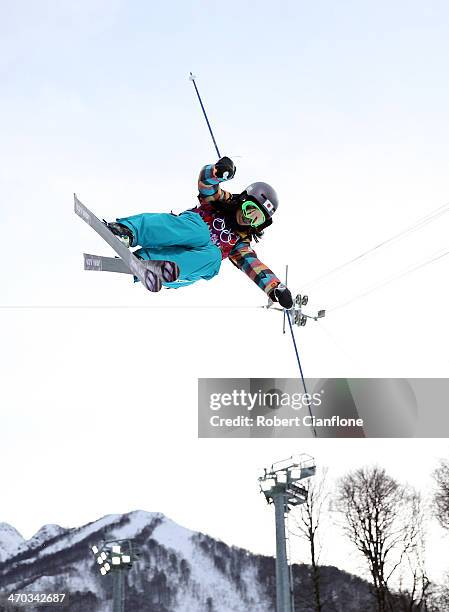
[89, 539, 138, 612]
[259, 454, 316, 612]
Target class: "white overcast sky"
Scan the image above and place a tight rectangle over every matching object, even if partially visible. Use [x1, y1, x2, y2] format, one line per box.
[1, 0, 449, 585]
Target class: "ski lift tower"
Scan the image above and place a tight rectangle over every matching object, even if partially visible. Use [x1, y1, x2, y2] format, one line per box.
[89, 539, 138, 612]
[259, 455, 316, 612]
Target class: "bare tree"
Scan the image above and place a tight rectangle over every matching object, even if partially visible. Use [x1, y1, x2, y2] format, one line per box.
[435, 575, 449, 611]
[430, 456, 449, 612]
[290, 468, 329, 612]
[395, 525, 432, 611]
[334, 466, 423, 612]
[433, 458, 449, 532]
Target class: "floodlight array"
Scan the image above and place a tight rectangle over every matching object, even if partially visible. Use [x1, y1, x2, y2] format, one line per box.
[89, 539, 136, 577]
[259, 454, 316, 510]
[100, 562, 111, 576]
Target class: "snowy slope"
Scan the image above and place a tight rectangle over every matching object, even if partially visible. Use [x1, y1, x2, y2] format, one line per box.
[0, 523, 24, 562]
[0, 511, 375, 612]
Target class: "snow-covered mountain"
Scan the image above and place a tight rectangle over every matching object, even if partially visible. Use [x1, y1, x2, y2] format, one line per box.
[0, 511, 375, 611]
[0, 523, 24, 563]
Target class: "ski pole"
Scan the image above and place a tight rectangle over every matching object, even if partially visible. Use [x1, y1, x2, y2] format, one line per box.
[286, 310, 318, 438]
[189, 72, 221, 158]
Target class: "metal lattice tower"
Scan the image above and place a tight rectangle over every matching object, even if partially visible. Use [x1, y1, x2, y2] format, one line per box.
[89, 539, 139, 612]
[259, 454, 316, 612]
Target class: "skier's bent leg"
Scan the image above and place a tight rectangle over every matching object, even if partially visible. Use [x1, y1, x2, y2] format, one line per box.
[117, 211, 210, 249]
[134, 242, 222, 287]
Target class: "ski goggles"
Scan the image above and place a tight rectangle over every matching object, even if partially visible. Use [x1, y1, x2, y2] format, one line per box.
[241, 201, 266, 227]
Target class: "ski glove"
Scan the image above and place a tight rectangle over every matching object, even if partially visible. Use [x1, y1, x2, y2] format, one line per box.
[270, 283, 293, 309]
[215, 156, 236, 180]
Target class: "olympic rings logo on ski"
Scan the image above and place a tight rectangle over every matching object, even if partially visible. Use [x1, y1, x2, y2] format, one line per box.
[212, 217, 238, 246]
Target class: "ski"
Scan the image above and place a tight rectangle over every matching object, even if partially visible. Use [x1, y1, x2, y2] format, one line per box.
[74, 195, 180, 292]
[84, 253, 132, 275]
[83, 253, 181, 284]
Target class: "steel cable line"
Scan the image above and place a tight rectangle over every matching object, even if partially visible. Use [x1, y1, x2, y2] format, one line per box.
[316, 320, 358, 367]
[327, 247, 449, 313]
[302, 200, 449, 291]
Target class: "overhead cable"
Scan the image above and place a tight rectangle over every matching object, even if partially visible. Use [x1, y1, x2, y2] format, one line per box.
[303, 200, 449, 291]
[327, 248, 449, 313]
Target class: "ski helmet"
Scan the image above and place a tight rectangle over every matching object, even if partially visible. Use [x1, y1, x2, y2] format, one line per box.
[240, 182, 279, 219]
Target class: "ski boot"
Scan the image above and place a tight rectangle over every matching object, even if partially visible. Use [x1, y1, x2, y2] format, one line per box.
[103, 221, 134, 248]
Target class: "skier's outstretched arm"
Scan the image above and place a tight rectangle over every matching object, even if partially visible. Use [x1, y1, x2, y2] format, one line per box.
[198, 157, 236, 204]
[229, 241, 293, 308]
[228, 241, 280, 296]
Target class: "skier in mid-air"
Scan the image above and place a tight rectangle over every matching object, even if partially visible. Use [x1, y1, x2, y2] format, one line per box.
[105, 157, 293, 308]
